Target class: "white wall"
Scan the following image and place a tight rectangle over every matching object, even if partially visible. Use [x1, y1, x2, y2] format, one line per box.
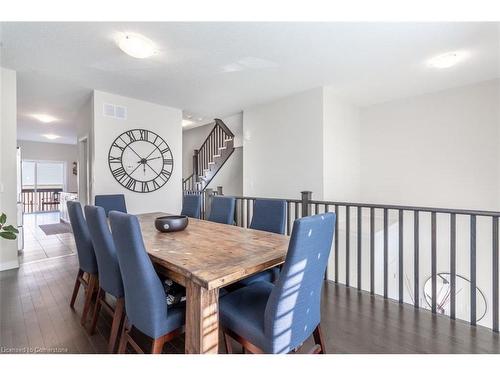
[243, 88, 325, 199]
[323, 87, 361, 202]
[17, 140, 79, 192]
[75, 94, 93, 205]
[182, 113, 243, 196]
[0, 67, 19, 271]
[92, 90, 183, 214]
[360, 79, 500, 210]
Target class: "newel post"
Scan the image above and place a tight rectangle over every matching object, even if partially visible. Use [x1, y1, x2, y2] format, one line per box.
[301, 191, 312, 217]
[193, 149, 199, 182]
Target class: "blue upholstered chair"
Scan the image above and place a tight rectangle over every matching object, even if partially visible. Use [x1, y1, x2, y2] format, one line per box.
[181, 194, 202, 219]
[220, 212, 336, 354]
[67, 201, 99, 326]
[207, 196, 236, 225]
[94, 194, 127, 216]
[84, 205, 125, 353]
[236, 199, 287, 287]
[109, 211, 185, 354]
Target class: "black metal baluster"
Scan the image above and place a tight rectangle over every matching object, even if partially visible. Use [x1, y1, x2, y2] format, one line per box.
[357, 206, 362, 290]
[414, 211, 419, 308]
[240, 199, 244, 227]
[493, 216, 499, 332]
[325, 204, 330, 281]
[315, 203, 319, 215]
[383, 208, 388, 299]
[399, 209, 404, 304]
[295, 202, 299, 220]
[370, 207, 375, 295]
[470, 215, 477, 326]
[335, 205, 339, 284]
[346, 206, 350, 287]
[287, 201, 291, 235]
[450, 213, 456, 319]
[431, 212, 437, 314]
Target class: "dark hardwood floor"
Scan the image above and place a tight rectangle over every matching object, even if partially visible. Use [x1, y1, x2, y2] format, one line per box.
[0, 253, 499, 354]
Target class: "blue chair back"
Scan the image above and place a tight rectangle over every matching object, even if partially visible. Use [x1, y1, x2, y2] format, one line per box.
[84, 205, 124, 298]
[264, 212, 335, 353]
[250, 199, 286, 234]
[67, 201, 98, 274]
[207, 196, 236, 224]
[95, 194, 127, 217]
[109, 211, 168, 339]
[181, 194, 201, 219]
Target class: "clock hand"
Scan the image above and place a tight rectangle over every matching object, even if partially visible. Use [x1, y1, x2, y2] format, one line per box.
[127, 145, 145, 162]
[142, 147, 158, 161]
[136, 156, 162, 165]
[145, 162, 159, 176]
[128, 163, 142, 177]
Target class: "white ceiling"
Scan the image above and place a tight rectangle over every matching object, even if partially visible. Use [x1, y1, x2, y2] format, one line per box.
[1, 22, 499, 144]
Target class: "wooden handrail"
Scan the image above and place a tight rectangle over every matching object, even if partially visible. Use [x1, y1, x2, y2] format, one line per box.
[214, 118, 234, 137]
[183, 118, 235, 192]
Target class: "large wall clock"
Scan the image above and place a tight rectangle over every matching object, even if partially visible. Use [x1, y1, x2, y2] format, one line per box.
[108, 129, 174, 193]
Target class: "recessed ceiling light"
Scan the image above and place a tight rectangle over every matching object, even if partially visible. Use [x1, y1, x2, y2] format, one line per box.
[117, 33, 158, 59]
[427, 51, 468, 69]
[43, 134, 60, 140]
[31, 113, 58, 123]
[182, 119, 195, 127]
[197, 117, 203, 121]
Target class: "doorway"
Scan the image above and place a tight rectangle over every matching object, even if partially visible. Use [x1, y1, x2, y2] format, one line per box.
[21, 160, 66, 213]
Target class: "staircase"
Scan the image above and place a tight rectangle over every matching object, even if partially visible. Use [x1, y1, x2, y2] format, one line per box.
[183, 118, 235, 192]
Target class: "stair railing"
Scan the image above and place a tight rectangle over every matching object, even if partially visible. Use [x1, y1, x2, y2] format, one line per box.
[183, 118, 235, 192]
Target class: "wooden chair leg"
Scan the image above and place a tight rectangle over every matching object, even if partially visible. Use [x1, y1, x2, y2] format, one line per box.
[81, 273, 97, 326]
[70, 269, 83, 308]
[108, 297, 125, 353]
[223, 331, 233, 354]
[312, 324, 326, 354]
[151, 336, 165, 354]
[89, 288, 105, 335]
[117, 318, 130, 354]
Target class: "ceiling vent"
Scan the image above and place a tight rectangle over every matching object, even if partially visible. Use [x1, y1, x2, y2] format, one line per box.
[103, 103, 127, 120]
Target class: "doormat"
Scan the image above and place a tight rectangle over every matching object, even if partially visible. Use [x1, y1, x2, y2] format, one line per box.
[39, 222, 72, 236]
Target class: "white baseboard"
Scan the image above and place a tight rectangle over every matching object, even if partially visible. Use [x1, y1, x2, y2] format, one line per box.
[0, 259, 20, 271]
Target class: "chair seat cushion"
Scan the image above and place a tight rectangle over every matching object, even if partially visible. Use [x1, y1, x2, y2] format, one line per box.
[157, 303, 185, 338]
[219, 281, 273, 352]
[236, 267, 279, 287]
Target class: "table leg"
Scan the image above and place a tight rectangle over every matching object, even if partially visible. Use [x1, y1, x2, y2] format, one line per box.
[185, 281, 219, 354]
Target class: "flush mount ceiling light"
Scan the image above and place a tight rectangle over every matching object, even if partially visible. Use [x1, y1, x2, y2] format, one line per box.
[182, 119, 195, 127]
[31, 113, 58, 123]
[117, 33, 158, 59]
[43, 134, 60, 140]
[427, 51, 468, 69]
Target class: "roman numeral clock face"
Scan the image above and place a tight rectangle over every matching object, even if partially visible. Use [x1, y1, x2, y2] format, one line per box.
[108, 129, 174, 193]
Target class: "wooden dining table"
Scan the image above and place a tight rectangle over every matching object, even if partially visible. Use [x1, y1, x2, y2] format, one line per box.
[137, 212, 290, 354]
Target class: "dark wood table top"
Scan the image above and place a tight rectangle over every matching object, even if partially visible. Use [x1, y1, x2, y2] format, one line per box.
[137, 212, 290, 290]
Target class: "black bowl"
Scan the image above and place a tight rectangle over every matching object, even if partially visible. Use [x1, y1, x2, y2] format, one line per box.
[155, 215, 189, 233]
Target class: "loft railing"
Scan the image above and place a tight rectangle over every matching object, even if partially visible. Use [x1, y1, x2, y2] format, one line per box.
[22, 188, 63, 213]
[184, 186, 223, 220]
[182, 119, 235, 192]
[212, 188, 500, 333]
